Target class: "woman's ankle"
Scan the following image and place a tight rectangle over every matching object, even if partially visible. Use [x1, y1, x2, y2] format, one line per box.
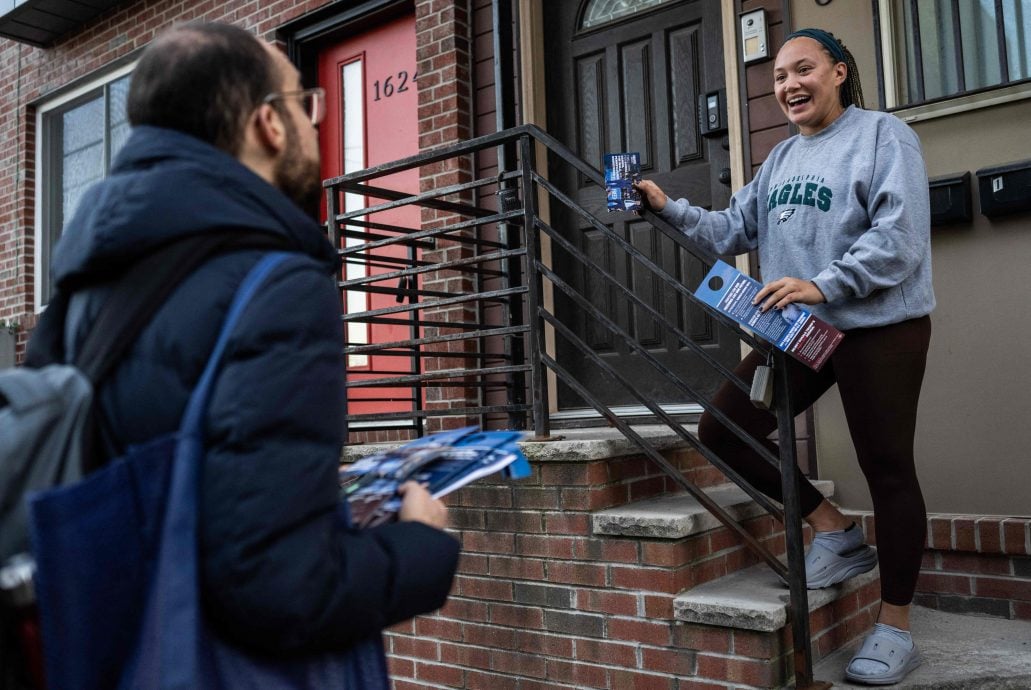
[804, 499, 853, 533]
[877, 602, 912, 631]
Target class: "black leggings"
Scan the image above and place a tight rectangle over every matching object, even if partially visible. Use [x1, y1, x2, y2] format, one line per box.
[698, 316, 931, 606]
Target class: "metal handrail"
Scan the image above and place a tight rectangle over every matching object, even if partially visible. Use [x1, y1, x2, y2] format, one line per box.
[325, 123, 825, 687]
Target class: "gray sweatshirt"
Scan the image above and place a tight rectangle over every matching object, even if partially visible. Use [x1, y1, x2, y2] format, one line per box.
[658, 105, 935, 330]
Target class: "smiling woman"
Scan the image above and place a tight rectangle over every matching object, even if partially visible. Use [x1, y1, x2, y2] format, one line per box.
[775, 28, 865, 134]
[774, 35, 847, 135]
[633, 26, 936, 688]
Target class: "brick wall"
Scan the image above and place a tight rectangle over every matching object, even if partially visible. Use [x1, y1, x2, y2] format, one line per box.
[382, 446, 1027, 687]
[0, 0, 336, 357]
[848, 510, 1031, 621]
[0, 0, 479, 440]
[414, 0, 479, 435]
[386, 447, 724, 689]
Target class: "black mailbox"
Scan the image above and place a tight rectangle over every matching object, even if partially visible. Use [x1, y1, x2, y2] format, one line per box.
[928, 171, 972, 227]
[976, 158, 1031, 218]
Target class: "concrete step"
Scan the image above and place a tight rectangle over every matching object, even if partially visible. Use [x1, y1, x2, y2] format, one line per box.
[673, 561, 879, 632]
[672, 561, 880, 688]
[592, 479, 835, 539]
[814, 606, 1031, 689]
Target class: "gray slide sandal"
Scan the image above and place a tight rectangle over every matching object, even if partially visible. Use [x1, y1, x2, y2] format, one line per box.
[845, 628, 922, 685]
[805, 541, 877, 589]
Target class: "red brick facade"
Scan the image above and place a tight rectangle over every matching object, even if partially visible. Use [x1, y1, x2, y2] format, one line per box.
[0, 0, 476, 358]
[0, 0, 330, 352]
[3, 1, 1029, 687]
[386, 446, 1030, 688]
[415, 0, 479, 436]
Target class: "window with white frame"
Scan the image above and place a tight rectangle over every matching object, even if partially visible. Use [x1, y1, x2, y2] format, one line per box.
[35, 65, 133, 309]
[877, 0, 1031, 114]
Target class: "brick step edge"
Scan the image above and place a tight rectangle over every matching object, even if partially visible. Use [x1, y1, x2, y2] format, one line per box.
[592, 480, 835, 540]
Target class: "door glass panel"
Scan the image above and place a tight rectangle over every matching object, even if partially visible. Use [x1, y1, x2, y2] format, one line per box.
[581, 0, 674, 30]
[61, 96, 104, 223]
[342, 58, 370, 367]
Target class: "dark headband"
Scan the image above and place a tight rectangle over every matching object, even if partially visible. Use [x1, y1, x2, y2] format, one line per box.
[785, 28, 847, 64]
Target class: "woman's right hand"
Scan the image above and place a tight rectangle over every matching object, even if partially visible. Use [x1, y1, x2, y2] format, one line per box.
[632, 179, 667, 212]
[396, 480, 449, 530]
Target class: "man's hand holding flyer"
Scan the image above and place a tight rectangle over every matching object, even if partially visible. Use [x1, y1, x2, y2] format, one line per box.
[341, 427, 530, 528]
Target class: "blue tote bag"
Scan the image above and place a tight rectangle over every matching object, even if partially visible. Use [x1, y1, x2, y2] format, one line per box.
[29, 253, 389, 690]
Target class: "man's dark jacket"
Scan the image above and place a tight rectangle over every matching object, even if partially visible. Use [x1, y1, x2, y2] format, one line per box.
[47, 126, 460, 654]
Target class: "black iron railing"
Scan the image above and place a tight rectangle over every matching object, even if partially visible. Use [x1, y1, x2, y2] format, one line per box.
[324, 123, 827, 688]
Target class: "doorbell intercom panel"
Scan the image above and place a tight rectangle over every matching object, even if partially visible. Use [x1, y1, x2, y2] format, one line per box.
[740, 9, 769, 64]
[698, 89, 727, 137]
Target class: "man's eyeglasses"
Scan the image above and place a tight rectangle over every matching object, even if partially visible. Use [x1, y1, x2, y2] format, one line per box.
[263, 87, 326, 126]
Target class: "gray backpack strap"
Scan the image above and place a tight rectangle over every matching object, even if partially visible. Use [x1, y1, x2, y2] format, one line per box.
[62, 291, 91, 364]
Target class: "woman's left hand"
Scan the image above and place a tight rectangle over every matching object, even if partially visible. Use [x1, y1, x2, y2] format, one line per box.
[753, 277, 826, 312]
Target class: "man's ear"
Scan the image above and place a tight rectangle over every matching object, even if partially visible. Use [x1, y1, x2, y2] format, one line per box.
[252, 103, 288, 156]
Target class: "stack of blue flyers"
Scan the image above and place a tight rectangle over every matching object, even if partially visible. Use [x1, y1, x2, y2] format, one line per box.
[341, 427, 530, 527]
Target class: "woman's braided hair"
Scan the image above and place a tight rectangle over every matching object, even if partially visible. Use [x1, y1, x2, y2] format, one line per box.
[786, 28, 865, 109]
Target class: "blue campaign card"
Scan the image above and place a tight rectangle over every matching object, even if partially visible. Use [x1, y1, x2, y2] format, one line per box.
[604, 152, 642, 212]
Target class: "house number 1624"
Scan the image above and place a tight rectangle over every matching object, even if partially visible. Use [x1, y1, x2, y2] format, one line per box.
[373, 70, 414, 101]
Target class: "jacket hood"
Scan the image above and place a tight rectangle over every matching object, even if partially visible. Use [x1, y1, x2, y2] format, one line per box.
[51, 126, 338, 289]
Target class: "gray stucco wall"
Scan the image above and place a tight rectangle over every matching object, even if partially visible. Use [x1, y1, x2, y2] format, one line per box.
[815, 98, 1031, 515]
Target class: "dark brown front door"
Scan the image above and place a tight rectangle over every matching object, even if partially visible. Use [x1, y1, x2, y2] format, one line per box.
[545, 0, 742, 412]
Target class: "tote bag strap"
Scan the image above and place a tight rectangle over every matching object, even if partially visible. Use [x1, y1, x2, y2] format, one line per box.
[151, 251, 291, 689]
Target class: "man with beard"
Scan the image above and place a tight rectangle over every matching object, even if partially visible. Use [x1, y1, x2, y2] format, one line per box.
[41, 21, 459, 675]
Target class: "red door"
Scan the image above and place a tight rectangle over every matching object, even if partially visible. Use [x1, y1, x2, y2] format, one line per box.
[318, 14, 419, 421]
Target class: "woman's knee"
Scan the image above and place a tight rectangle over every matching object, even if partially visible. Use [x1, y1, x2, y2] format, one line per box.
[697, 411, 730, 450]
[698, 410, 759, 456]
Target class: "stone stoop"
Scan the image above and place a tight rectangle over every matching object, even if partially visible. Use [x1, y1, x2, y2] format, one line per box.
[346, 428, 1031, 688]
[348, 428, 875, 689]
[591, 479, 880, 688]
[673, 564, 880, 688]
[361, 425, 789, 689]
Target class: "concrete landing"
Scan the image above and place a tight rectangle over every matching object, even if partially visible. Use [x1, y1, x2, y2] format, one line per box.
[812, 606, 1031, 689]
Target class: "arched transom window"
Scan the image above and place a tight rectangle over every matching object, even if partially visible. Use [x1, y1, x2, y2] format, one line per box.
[580, 0, 676, 30]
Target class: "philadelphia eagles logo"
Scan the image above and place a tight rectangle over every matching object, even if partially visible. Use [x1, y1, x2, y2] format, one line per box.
[777, 209, 796, 225]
